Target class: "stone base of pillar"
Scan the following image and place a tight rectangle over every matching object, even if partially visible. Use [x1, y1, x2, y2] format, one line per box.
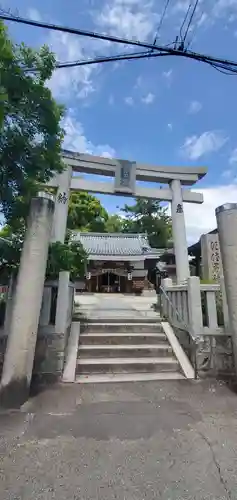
[0, 377, 30, 409]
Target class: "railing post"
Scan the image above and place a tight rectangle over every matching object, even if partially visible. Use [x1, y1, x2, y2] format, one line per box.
[206, 291, 218, 330]
[55, 271, 70, 334]
[187, 276, 203, 337]
[181, 291, 189, 325]
[161, 278, 172, 318]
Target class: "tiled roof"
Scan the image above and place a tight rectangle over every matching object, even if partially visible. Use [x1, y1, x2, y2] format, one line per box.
[72, 232, 162, 258]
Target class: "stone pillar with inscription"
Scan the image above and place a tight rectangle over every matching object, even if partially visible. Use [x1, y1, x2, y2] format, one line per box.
[200, 232, 222, 282]
[216, 204, 237, 374]
[170, 179, 190, 284]
[51, 165, 72, 243]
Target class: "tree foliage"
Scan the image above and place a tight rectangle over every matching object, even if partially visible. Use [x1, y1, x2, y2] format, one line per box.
[46, 241, 87, 280]
[105, 214, 123, 233]
[0, 22, 65, 226]
[67, 193, 171, 249]
[0, 225, 87, 282]
[121, 198, 172, 248]
[0, 226, 23, 282]
[67, 191, 108, 232]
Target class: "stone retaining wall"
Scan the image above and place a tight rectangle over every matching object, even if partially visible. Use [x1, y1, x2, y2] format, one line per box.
[0, 326, 71, 384]
[32, 327, 71, 384]
[175, 327, 234, 378]
[0, 272, 75, 386]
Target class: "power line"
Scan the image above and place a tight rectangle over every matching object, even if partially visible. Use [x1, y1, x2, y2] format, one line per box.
[0, 12, 171, 54]
[179, 2, 192, 41]
[24, 50, 171, 71]
[2, 12, 237, 75]
[55, 51, 170, 69]
[152, 0, 171, 47]
[49, 51, 237, 76]
[182, 0, 199, 46]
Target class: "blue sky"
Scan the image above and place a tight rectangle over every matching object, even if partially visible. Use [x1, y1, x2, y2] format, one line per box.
[3, 0, 237, 242]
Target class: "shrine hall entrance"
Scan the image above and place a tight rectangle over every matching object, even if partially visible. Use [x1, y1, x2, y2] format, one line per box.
[89, 272, 129, 293]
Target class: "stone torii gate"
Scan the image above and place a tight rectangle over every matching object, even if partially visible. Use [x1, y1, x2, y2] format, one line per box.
[49, 149, 207, 284]
[0, 150, 207, 407]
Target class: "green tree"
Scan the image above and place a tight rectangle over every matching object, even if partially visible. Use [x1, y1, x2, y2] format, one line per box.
[121, 198, 172, 248]
[46, 241, 87, 280]
[0, 22, 65, 226]
[67, 191, 108, 232]
[0, 226, 23, 282]
[105, 214, 123, 233]
[0, 226, 87, 282]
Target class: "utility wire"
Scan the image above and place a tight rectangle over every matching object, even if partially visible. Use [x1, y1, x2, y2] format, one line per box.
[24, 50, 171, 71]
[43, 51, 237, 76]
[2, 12, 237, 75]
[152, 0, 171, 47]
[55, 51, 170, 69]
[179, 2, 192, 41]
[0, 13, 172, 54]
[182, 0, 199, 46]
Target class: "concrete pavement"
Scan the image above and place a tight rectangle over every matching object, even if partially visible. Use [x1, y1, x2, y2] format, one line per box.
[74, 292, 159, 320]
[1, 379, 237, 499]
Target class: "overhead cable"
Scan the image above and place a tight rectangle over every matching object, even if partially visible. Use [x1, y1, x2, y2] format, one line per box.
[2, 12, 237, 75]
[179, 2, 192, 41]
[182, 0, 199, 46]
[152, 0, 171, 47]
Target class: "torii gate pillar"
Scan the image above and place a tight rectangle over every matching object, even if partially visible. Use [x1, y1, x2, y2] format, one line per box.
[170, 179, 190, 283]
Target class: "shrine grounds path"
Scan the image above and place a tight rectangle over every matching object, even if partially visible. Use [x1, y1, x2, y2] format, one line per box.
[1, 379, 237, 500]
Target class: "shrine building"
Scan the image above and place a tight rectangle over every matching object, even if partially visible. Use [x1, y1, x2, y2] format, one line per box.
[72, 232, 163, 293]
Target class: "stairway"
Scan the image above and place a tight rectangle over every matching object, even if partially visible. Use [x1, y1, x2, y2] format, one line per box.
[75, 320, 187, 383]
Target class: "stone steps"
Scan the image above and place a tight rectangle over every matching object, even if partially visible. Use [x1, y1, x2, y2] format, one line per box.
[75, 372, 185, 383]
[78, 344, 172, 358]
[76, 320, 181, 379]
[80, 322, 164, 334]
[76, 357, 179, 374]
[75, 320, 189, 382]
[79, 332, 168, 345]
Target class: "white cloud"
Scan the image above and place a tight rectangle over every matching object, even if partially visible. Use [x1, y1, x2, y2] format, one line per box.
[188, 100, 202, 114]
[62, 111, 116, 158]
[183, 184, 237, 243]
[215, 0, 237, 15]
[181, 131, 228, 160]
[196, 11, 208, 27]
[96, 0, 158, 40]
[162, 69, 173, 86]
[167, 183, 237, 243]
[124, 96, 134, 106]
[229, 147, 237, 164]
[27, 7, 41, 21]
[135, 75, 143, 88]
[163, 69, 173, 79]
[141, 92, 155, 104]
[172, 0, 191, 13]
[47, 32, 98, 101]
